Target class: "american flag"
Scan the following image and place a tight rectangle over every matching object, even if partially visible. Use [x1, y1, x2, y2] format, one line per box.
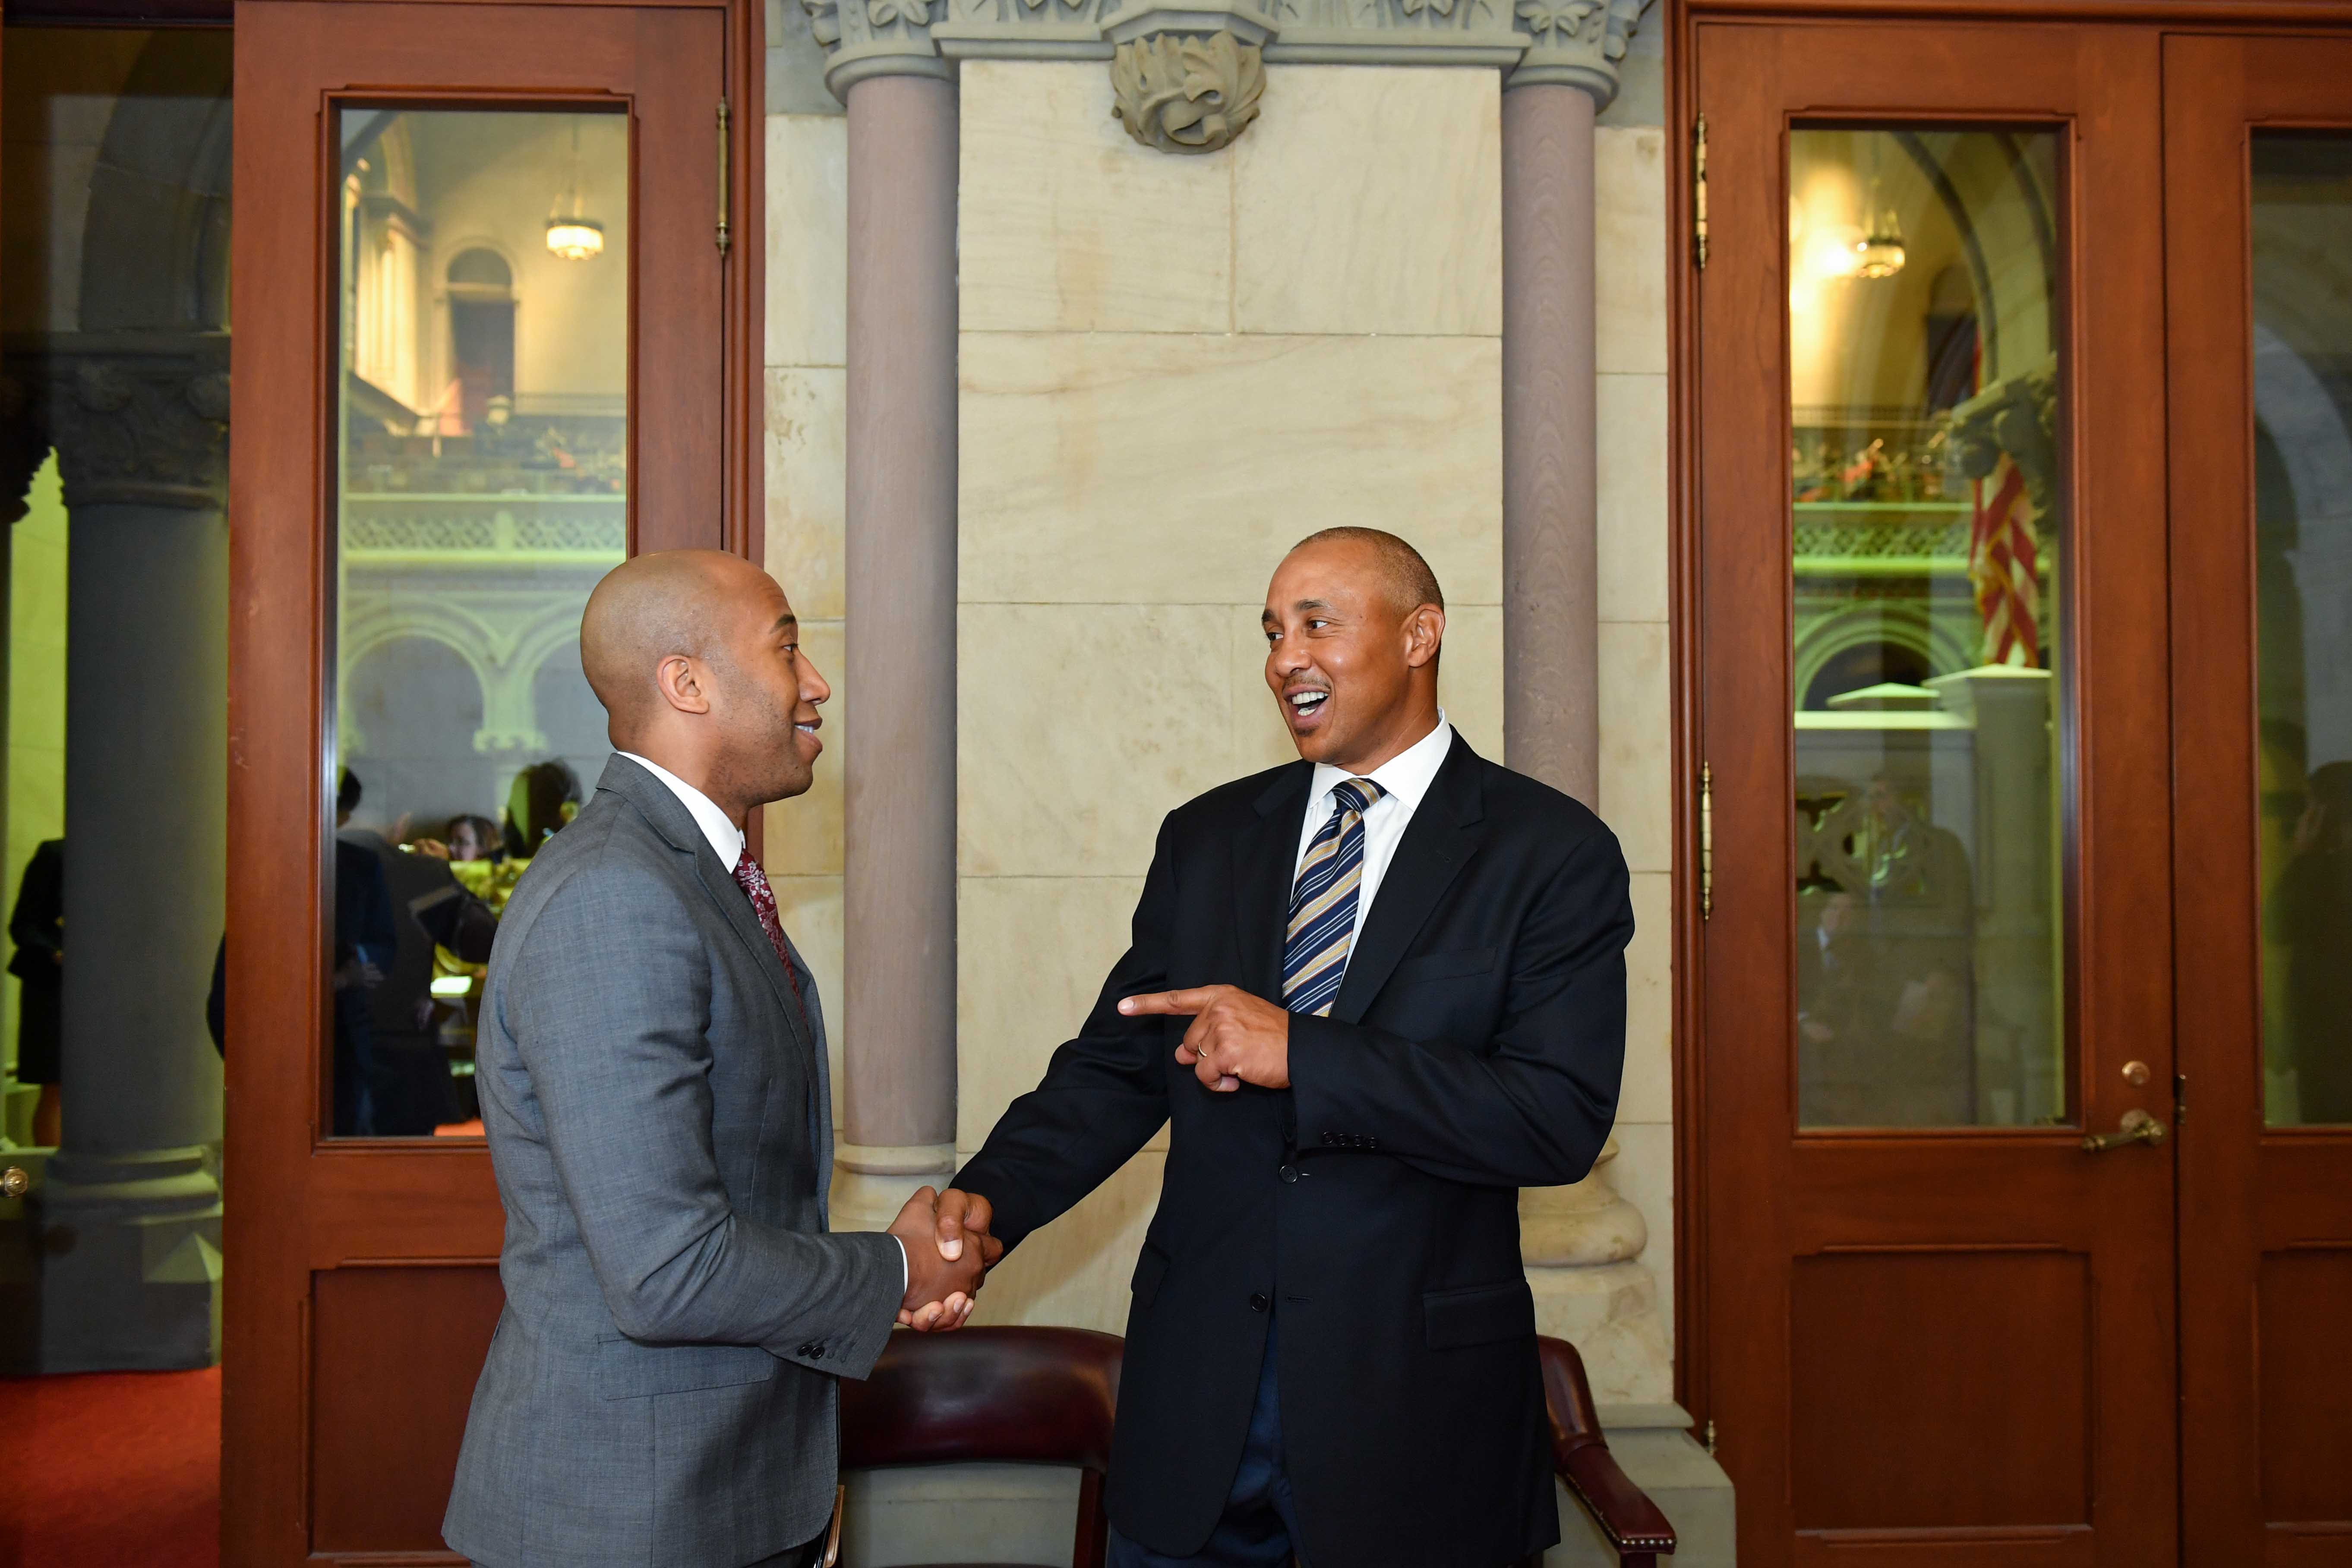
[1968, 453, 2040, 667]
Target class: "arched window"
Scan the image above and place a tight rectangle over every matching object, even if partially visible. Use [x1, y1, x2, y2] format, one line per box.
[445, 247, 515, 433]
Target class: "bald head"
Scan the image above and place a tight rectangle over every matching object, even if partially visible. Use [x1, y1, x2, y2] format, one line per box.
[582, 549, 771, 735]
[1290, 527, 1444, 617]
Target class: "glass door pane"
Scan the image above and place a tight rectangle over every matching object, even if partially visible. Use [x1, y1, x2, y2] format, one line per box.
[2253, 133, 2352, 1127]
[1788, 127, 2070, 1128]
[328, 107, 628, 1137]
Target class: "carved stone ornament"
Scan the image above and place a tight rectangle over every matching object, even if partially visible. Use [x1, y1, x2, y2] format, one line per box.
[805, 0, 1646, 106]
[3, 333, 230, 515]
[1111, 31, 1266, 154]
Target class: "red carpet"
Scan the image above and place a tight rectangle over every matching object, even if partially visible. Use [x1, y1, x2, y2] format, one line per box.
[0, 1366, 219, 1568]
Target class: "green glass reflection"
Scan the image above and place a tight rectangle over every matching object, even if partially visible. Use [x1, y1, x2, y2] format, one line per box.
[1787, 129, 2068, 1129]
[2254, 134, 2352, 1128]
[329, 109, 628, 1137]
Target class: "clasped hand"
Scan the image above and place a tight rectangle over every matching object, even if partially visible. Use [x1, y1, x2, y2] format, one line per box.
[887, 1186, 1003, 1331]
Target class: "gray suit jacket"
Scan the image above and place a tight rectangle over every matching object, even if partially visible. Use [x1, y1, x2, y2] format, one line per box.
[444, 754, 904, 1568]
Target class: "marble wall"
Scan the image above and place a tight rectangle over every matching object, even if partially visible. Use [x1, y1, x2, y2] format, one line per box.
[759, 60, 1676, 1394]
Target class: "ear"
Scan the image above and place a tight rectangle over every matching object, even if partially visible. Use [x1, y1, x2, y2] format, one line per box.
[654, 653, 714, 716]
[1403, 605, 1445, 670]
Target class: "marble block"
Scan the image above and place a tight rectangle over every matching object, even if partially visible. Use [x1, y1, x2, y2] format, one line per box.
[765, 113, 848, 370]
[959, 331, 1502, 609]
[960, 60, 1233, 336]
[1595, 125, 1667, 377]
[764, 367, 846, 623]
[1233, 66, 1502, 338]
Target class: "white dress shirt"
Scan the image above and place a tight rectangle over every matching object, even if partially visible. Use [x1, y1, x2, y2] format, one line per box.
[1289, 710, 1455, 920]
[615, 752, 909, 1294]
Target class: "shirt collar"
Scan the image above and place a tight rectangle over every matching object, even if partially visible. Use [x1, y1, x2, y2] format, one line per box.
[618, 751, 745, 870]
[1308, 709, 1454, 817]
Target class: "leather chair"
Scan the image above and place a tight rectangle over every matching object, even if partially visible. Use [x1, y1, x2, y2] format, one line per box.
[839, 1325, 1123, 1568]
[843, 1326, 1674, 1568]
[1519, 1335, 1679, 1566]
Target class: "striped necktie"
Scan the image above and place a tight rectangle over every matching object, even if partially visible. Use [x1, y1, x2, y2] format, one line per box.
[1282, 778, 1386, 1018]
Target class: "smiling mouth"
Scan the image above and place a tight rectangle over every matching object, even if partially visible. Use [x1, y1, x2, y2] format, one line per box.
[1285, 690, 1330, 723]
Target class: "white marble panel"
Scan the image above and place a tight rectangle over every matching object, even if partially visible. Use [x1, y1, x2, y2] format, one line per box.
[959, 60, 1233, 335]
[761, 617, 845, 876]
[765, 367, 846, 622]
[1598, 619, 1672, 874]
[1606, 1118, 1675, 1350]
[965, 1148, 1165, 1334]
[769, 873, 845, 1127]
[1440, 602, 1506, 763]
[1596, 126, 1667, 377]
[960, 332, 1503, 607]
[1597, 371, 1670, 625]
[765, 113, 847, 369]
[1617, 871, 1673, 1124]
[958, 602, 1237, 877]
[958, 875, 1155, 1151]
[1233, 66, 1501, 338]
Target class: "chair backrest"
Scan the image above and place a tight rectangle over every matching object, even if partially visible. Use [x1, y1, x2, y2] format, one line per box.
[840, 1325, 1124, 1472]
[840, 1326, 1124, 1568]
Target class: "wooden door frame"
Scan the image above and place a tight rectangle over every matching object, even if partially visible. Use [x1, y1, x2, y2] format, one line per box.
[1665, 0, 2352, 1490]
[221, 1, 763, 1558]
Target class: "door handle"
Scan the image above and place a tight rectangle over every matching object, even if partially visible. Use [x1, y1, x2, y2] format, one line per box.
[1, 1167, 28, 1199]
[2081, 1108, 2167, 1153]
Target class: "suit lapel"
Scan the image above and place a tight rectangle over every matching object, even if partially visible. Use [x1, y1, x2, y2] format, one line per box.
[1329, 739, 1487, 1025]
[1235, 765, 1313, 1000]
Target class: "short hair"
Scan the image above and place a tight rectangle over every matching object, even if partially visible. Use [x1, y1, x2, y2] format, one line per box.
[336, 767, 364, 817]
[1290, 527, 1444, 615]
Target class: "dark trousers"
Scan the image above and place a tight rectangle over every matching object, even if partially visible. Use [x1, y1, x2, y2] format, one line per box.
[1111, 1317, 1305, 1568]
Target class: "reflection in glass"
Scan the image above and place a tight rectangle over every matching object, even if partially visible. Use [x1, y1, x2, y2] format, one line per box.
[2254, 135, 2352, 1127]
[331, 108, 628, 1136]
[1788, 129, 2068, 1128]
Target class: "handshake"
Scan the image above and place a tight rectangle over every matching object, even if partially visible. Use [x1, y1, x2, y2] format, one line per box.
[885, 1186, 1002, 1331]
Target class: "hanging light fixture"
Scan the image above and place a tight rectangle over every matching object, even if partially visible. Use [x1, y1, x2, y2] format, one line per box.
[1852, 136, 1907, 280]
[546, 121, 605, 262]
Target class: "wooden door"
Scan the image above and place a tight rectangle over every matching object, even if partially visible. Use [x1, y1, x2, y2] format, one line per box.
[225, 3, 742, 1558]
[1691, 21, 2177, 1566]
[2166, 33, 2352, 1567]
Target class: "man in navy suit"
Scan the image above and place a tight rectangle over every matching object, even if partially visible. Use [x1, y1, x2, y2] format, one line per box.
[938, 527, 1635, 1568]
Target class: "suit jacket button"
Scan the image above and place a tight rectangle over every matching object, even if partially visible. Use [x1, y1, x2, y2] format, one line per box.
[1279, 1164, 1298, 1184]
[796, 1343, 814, 1357]
[1320, 1132, 1335, 1146]
[1249, 1292, 1269, 1312]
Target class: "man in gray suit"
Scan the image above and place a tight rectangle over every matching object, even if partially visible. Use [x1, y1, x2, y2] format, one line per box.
[445, 550, 990, 1568]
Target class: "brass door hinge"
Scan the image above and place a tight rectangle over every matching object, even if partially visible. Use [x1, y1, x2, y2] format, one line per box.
[1704, 1418, 1718, 1456]
[1699, 761, 1714, 919]
[716, 98, 732, 256]
[1692, 112, 1709, 270]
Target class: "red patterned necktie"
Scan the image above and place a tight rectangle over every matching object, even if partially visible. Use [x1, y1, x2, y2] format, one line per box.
[730, 853, 811, 1031]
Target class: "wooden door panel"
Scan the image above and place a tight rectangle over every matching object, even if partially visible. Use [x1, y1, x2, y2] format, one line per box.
[2166, 31, 2352, 1565]
[1694, 20, 2175, 1566]
[310, 1265, 506, 1554]
[1790, 1249, 2090, 1532]
[227, 5, 738, 1561]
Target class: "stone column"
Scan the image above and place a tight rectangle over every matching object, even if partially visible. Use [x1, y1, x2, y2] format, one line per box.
[1501, 80, 1600, 807]
[32, 335, 230, 1371]
[834, 74, 962, 1225]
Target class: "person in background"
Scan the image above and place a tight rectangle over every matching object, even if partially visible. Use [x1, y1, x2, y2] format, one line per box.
[446, 814, 502, 864]
[8, 839, 64, 1146]
[502, 760, 581, 861]
[335, 769, 399, 1135]
[340, 808, 502, 1137]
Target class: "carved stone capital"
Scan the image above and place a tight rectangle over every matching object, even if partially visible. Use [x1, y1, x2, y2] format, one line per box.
[804, 0, 951, 98]
[3, 333, 230, 514]
[1503, 0, 1642, 101]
